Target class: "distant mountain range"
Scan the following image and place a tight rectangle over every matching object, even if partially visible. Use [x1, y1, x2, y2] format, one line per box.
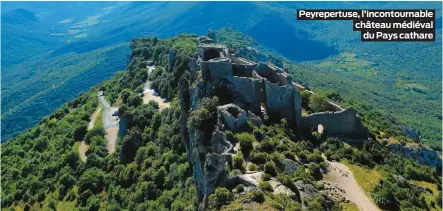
[1, 2, 441, 148]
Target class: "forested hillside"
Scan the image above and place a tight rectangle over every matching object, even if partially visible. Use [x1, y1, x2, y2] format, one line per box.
[1, 44, 129, 141]
[2, 34, 441, 211]
[2, 2, 441, 149]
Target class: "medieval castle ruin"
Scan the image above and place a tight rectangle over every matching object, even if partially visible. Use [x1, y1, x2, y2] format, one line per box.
[178, 36, 368, 203]
[189, 36, 367, 138]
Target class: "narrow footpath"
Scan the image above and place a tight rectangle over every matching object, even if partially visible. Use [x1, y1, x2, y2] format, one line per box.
[322, 161, 380, 211]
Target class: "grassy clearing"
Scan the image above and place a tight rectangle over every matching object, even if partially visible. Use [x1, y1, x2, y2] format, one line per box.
[312, 52, 375, 76]
[341, 202, 359, 211]
[410, 180, 441, 211]
[94, 107, 104, 129]
[343, 162, 382, 199]
[113, 97, 122, 106]
[412, 180, 439, 195]
[73, 141, 80, 153]
[57, 200, 77, 211]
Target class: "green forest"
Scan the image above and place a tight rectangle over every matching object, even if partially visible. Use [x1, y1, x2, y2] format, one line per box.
[2, 33, 441, 211]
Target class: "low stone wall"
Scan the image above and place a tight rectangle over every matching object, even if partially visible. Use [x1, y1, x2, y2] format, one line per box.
[300, 108, 367, 138]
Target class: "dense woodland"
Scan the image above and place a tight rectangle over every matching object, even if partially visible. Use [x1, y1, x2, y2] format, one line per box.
[1, 33, 441, 211]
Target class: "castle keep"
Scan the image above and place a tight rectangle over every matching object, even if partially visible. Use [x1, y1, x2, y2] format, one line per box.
[178, 36, 368, 202]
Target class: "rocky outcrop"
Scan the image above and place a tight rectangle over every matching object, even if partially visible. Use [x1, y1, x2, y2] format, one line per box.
[295, 180, 334, 210]
[279, 158, 299, 173]
[227, 171, 297, 198]
[388, 143, 442, 169]
[211, 129, 234, 163]
[203, 153, 228, 196]
[178, 74, 191, 159]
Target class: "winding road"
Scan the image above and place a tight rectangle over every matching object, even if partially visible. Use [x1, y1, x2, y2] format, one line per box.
[98, 94, 119, 153]
[98, 95, 119, 128]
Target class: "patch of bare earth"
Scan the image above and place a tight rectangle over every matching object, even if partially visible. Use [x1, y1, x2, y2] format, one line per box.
[143, 90, 170, 110]
[322, 161, 380, 211]
[143, 66, 170, 110]
[88, 106, 102, 130]
[78, 141, 89, 162]
[105, 127, 118, 154]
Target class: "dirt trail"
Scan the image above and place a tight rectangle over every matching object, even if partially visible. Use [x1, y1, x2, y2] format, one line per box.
[105, 127, 118, 154]
[78, 141, 89, 162]
[79, 106, 102, 161]
[143, 66, 170, 109]
[323, 161, 380, 211]
[88, 107, 102, 130]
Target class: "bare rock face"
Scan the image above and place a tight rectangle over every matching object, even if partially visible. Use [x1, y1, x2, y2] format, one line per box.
[179, 77, 230, 203]
[203, 153, 228, 196]
[388, 143, 442, 169]
[212, 129, 234, 163]
[279, 158, 299, 173]
[295, 180, 334, 210]
[226, 172, 298, 199]
[178, 74, 191, 159]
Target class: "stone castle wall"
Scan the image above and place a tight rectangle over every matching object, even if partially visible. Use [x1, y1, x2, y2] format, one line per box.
[208, 58, 233, 79]
[226, 76, 262, 114]
[300, 108, 367, 138]
[264, 80, 300, 124]
[180, 36, 369, 203]
[232, 63, 256, 77]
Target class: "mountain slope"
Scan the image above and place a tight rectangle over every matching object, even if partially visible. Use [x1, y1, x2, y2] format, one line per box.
[2, 34, 441, 211]
[2, 1, 441, 148]
[1, 43, 129, 141]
